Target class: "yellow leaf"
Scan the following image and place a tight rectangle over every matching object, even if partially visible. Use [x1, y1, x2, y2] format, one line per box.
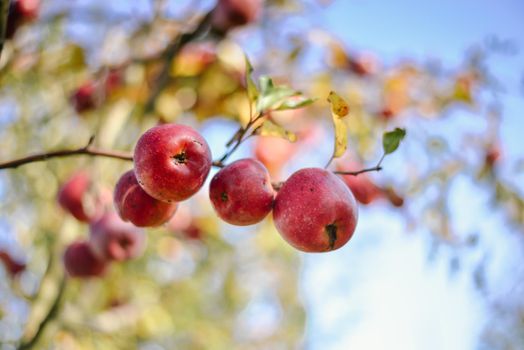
[333, 117, 348, 157]
[327, 91, 350, 158]
[258, 119, 297, 142]
[327, 91, 350, 117]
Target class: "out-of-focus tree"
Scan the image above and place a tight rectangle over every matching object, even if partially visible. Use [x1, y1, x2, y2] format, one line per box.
[0, 0, 521, 349]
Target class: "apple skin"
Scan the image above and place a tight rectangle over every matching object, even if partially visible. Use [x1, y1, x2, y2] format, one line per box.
[57, 172, 92, 222]
[63, 241, 107, 278]
[273, 168, 358, 253]
[89, 212, 146, 262]
[209, 158, 274, 226]
[114, 170, 178, 227]
[211, 0, 263, 33]
[134, 124, 212, 202]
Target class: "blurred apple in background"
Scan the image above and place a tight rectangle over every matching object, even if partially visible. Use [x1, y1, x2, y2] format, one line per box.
[63, 241, 107, 278]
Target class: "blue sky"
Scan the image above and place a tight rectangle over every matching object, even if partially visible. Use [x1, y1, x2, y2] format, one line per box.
[300, 1, 524, 349]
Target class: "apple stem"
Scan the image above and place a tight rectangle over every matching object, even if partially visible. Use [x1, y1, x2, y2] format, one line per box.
[172, 151, 188, 165]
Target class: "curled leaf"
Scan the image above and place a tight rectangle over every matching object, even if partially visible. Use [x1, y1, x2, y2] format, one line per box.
[327, 91, 350, 117]
[327, 91, 350, 159]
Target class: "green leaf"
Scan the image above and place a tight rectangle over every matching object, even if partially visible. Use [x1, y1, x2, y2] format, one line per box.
[257, 119, 297, 142]
[256, 85, 296, 112]
[276, 96, 316, 110]
[244, 54, 259, 103]
[259, 76, 274, 94]
[382, 128, 406, 155]
[327, 91, 350, 158]
[256, 75, 315, 113]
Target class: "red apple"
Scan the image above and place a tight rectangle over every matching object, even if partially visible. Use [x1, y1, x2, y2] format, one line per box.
[57, 172, 92, 222]
[63, 241, 107, 278]
[209, 158, 274, 225]
[70, 81, 97, 113]
[134, 124, 212, 202]
[211, 0, 263, 33]
[114, 170, 178, 227]
[273, 168, 358, 252]
[89, 212, 146, 261]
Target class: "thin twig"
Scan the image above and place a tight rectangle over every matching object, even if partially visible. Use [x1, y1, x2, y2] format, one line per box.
[0, 0, 10, 60]
[214, 113, 266, 167]
[334, 165, 383, 176]
[17, 276, 67, 350]
[0, 137, 133, 170]
[333, 152, 386, 176]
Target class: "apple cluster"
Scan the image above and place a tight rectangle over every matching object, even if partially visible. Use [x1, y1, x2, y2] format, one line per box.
[112, 123, 358, 254]
[58, 122, 361, 278]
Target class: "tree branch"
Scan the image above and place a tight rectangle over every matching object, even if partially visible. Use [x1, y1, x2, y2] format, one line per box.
[0, 137, 133, 170]
[17, 276, 67, 350]
[143, 12, 213, 114]
[0, 0, 10, 60]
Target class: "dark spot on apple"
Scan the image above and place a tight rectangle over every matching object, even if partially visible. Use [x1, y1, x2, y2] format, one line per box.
[325, 224, 337, 250]
[221, 192, 228, 202]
